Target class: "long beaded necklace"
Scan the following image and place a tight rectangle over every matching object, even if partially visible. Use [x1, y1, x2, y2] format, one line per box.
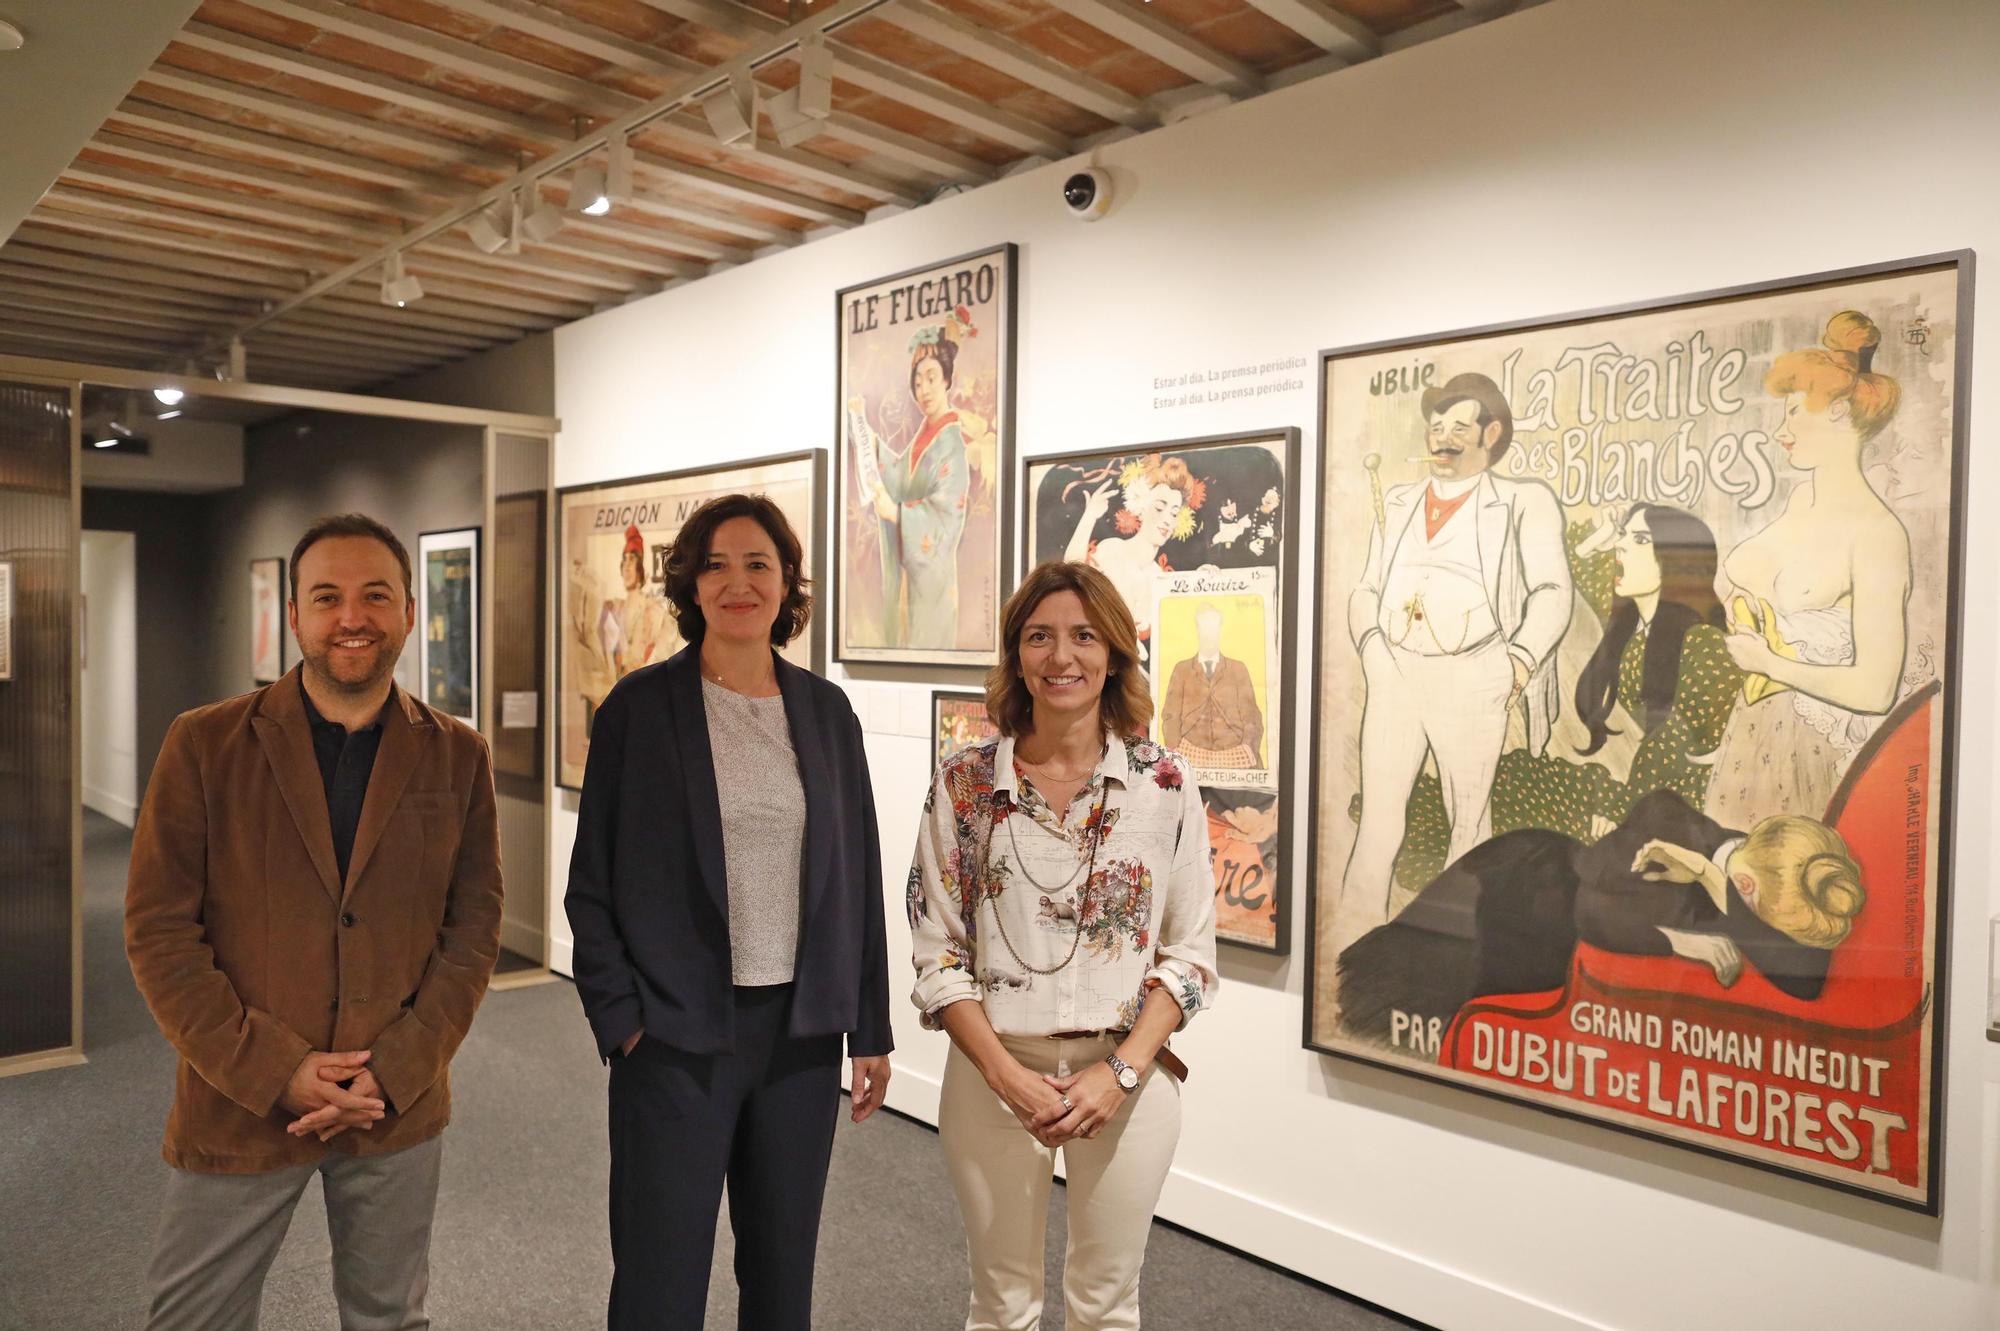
[984, 765, 1110, 978]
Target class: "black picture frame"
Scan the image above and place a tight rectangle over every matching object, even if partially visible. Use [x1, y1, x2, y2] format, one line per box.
[834, 241, 1017, 667]
[1022, 427, 1302, 955]
[1304, 251, 1974, 1215]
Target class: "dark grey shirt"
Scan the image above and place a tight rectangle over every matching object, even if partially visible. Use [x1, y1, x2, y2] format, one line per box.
[300, 676, 386, 884]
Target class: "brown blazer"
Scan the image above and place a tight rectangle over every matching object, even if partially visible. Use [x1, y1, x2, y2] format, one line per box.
[1159, 653, 1263, 758]
[125, 668, 503, 1174]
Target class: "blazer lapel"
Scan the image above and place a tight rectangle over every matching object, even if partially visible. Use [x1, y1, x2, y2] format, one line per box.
[341, 686, 432, 899]
[1476, 474, 1509, 607]
[777, 657, 835, 928]
[666, 649, 731, 923]
[251, 669, 342, 906]
[1384, 485, 1423, 570]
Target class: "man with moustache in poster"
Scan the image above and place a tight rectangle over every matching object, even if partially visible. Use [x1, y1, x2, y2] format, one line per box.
[1340, 373, 1573, 934]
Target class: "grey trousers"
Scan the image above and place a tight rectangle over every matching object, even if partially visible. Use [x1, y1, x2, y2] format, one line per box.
[144, 1135, 444, 1331]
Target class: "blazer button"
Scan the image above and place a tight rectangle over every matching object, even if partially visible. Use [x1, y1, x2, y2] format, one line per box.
[340, 912, 357, 927]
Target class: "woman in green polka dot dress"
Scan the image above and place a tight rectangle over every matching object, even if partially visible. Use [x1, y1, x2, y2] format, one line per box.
[1393, 504, 1742, 893]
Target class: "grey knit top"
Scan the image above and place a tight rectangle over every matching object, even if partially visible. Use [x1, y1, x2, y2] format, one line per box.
[703, 677, 806, 985]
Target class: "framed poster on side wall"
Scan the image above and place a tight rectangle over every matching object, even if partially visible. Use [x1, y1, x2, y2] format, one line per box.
[835, 243, 1016, 666]
[249, 557, 285, 684]
[1307, 253, 1971, 1213]
[418, 527, 480, 727]
[557, 449, 826, 791]
[1023, 428, 1300, 953]
[931, 689, 999, 771]
[491, 492, 546, 781]
[0, 560, 13, 682]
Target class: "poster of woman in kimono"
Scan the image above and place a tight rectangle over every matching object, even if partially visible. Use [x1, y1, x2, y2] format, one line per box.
[1307, 254, 1971, 1212]
[1025, 428, 1299, 951]
[836, 244, 1014, 666]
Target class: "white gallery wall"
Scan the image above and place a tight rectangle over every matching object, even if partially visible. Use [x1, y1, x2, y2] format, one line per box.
[551, 1, 2000, 1327]
[79, 529, 137, 826]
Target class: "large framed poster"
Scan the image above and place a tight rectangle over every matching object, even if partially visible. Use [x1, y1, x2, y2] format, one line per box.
[1025, 429, 1300, 953]
[249, 556, 286, 684]
[491, 492, 546, 781]
[1307, 254, 1971, 1212]
[557, 450, 825, 790]
[835, 243, 1015, 666]
[418, 527, 479, 727]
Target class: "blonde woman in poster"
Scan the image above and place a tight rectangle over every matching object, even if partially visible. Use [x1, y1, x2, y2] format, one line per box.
[863, 312, 986, 648]
[1063, 452, 1201, 660]
[907, 561, 1217, 1329]
[1705, 311, 1911, 826]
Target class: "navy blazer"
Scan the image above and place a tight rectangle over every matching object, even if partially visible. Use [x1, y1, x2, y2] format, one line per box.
[565, 645, 892, 1060]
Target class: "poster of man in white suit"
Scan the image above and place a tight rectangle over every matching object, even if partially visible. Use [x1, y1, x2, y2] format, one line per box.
[1340, 372, 1573, 932]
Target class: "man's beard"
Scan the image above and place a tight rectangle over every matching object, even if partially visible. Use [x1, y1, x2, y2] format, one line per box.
[302, 633, 397, 692]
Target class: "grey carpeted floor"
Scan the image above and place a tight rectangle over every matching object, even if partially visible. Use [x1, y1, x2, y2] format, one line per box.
[0, 813, 1425, 1331]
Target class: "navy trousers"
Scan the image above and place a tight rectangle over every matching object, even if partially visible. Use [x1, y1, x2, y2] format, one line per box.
[607, 983, 843, 1331]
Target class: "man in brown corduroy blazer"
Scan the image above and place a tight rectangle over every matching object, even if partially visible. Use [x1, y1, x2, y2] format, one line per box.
[125, 513, 503, 1331]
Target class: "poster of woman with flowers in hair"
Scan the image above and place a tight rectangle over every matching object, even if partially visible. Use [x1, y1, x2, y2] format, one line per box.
[1025, 429, 1301, 951]
[835, 244, 1016, 665]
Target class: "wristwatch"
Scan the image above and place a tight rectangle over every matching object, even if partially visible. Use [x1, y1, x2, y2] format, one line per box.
[1105, 1053, 1139, 1092]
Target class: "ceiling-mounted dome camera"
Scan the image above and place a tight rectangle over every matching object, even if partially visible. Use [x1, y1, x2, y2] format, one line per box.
[1063, 168, 1111, 222]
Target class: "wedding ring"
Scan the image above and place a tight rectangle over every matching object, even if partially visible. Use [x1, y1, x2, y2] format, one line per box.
[1061, 1096, 1073, 1110]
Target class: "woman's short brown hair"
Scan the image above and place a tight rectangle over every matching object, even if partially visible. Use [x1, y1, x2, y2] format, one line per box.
[660, 493, 812, 646]
[986, 560, 1152, 739]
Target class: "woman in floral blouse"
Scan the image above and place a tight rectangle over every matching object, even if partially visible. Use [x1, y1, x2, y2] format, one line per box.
[908, 559, 1218, 1329]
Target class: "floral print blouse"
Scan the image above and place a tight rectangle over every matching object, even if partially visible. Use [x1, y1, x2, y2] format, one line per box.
[908, 732, 1218, 1036]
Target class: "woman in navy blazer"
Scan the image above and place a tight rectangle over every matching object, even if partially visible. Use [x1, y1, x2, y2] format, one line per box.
[566, 492, 892, 1331]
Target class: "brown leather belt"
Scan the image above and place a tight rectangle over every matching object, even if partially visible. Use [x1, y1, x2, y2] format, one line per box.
[1043, 1031, 1188, 1083]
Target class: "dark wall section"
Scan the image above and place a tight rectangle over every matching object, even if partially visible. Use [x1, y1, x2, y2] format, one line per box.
[1, 382, 77, 1060]
[203, 413, 485, 706]
[80, 488, 218, 800]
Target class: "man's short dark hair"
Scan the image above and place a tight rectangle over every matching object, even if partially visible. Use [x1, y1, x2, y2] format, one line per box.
[1420, 371, 1515, 461]
[660, 493, 812, 647]
[290, 514, 413, 603]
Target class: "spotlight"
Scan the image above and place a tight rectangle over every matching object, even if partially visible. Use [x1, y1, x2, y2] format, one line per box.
[701, 73, 758, 149]
[570, 162, 612, 216]
[156, 409, 183, 421]
[519, 190, 566, 243]
[152, 386, 184, 406]
[380, 252, 425, 307]
[465, 203, 509, 253]
[91, 436, 119, 449]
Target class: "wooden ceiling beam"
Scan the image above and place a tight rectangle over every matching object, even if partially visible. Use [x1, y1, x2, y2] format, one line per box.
[107, 100, 441, 193]
[1041, 0, 1262, 97]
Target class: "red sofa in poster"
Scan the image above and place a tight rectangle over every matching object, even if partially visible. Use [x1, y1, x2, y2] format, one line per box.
[1437, 684, 1938, 1197]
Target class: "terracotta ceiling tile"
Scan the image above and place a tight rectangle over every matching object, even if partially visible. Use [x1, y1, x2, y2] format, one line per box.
[1144, 0, 1250, 26]
[478, 28, 614, 78]
[265, 72, 399, 117]
[1011, 15, 1135, 67]
[657, 25, 750, 66]
[424, 67, 560, 117]
[352, 0, 490, 42]
[839, 95, 1020, 166]
[1186, 9, 1324, 64]
[308, 31, 438, 84]
[198, 0, 321, 46]
[1088, 48, 1195, 98]
[835, 17, 953, 67]
[549, 0, 679, 42]
[162, 42, 287, 89]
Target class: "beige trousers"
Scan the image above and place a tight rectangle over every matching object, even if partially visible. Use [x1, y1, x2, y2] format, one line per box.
[939, 1033, 1182, 1331]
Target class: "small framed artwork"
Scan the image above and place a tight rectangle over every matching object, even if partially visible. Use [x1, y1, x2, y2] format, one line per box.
[931, 689, 998, 770]
[418, 527, 480, 727]
[249, 557, 286, 684]
[0, 559, 14, 682]
[835, 242, 1017, 666]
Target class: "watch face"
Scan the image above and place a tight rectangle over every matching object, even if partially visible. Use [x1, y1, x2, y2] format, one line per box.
[1116, 1065, 1139, 1090]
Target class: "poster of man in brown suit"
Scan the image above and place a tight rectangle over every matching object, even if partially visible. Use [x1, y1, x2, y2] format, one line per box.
[125, 513, 503, 1331]
[1160, 603, 1264, 769]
